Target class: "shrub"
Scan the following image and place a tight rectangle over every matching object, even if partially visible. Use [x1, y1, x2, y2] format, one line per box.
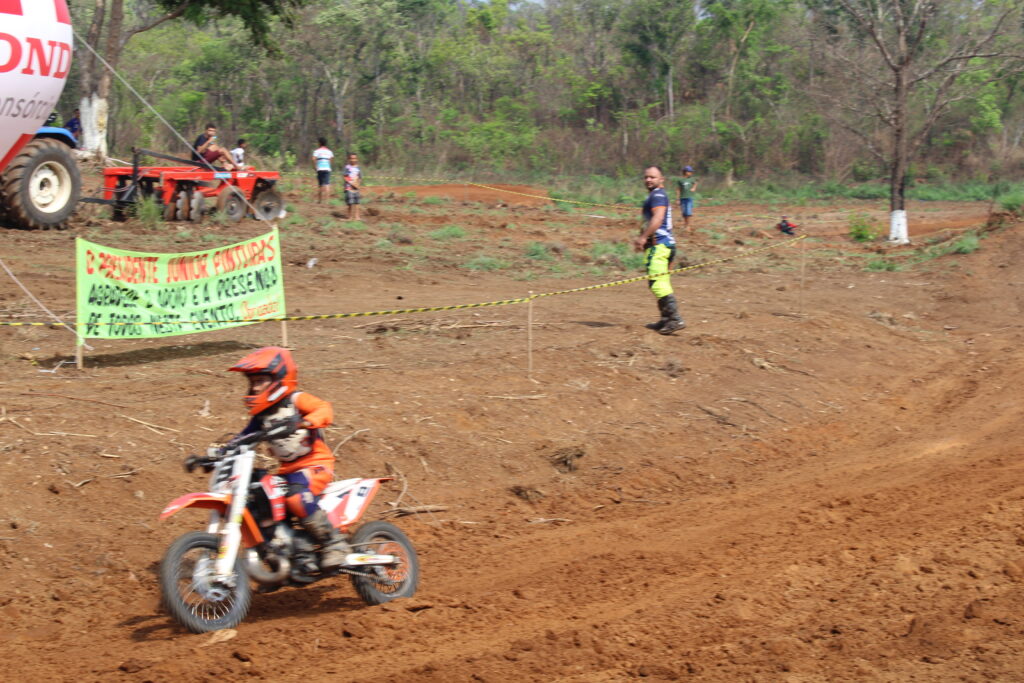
[848, 214, 881, 242]
[134, 195, 163, 230]
[999, 190, 1024, 214]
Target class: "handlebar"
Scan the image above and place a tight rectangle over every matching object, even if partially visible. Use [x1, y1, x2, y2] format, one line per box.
[183, 417, 300, 473]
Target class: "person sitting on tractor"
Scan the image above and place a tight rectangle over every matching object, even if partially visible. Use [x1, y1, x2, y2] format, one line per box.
[228, 347, 349, 571]
[192, 123, 239, 171]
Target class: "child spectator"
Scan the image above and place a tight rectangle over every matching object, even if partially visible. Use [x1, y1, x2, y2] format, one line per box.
[343, 153, 362, 220]
[231, 139, 247, 168]
[312, 138, 334, 203]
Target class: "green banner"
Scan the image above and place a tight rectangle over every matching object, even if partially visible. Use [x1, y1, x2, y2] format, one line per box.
[75, 229, 285, 339]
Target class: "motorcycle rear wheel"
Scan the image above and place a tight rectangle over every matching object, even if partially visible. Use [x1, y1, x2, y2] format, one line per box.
[159, 531, 252, 633]
[349, 521, 419, 605]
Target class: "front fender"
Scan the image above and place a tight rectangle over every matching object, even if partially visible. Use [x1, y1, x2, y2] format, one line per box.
[160, 492, 265, 547]
[160, 492, 230, 520]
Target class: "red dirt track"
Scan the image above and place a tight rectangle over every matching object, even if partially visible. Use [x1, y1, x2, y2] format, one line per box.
[1, 183, 1023, 681]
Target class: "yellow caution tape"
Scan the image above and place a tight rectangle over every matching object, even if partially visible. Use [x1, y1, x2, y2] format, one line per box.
[0, 236, 805, 328]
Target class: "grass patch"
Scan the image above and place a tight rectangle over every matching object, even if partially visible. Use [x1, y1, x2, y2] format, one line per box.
[463, 255, 510, 271]
[428, 225, 466, 241]
[864, 258, 902, 272]
[422, 195, 447, 205]
[345, 220, 368, 232]
[590, 241, 646, 270]
[524, 241, 554, 260]
[928, 232, 980, 257]
[282, 212, 305, 228]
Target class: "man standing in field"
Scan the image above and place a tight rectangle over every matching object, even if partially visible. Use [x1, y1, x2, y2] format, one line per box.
[633, 166, 685, 335]
[675, 165, 698, 235]
[312, 137, 334, 203]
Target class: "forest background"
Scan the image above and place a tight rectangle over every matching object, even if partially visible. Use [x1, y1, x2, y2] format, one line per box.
[61, 0, 1024, 203]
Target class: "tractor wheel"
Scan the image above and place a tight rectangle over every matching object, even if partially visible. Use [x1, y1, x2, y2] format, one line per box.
[251, 189, 283, 221]
[175, 186, 192, 221]
[189, 190, 205, 221]
[1, 138, 81, 229]
[216, 186, 247, 222]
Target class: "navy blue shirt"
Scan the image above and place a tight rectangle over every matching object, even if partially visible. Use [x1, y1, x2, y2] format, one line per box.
[642, 187, 675, 246]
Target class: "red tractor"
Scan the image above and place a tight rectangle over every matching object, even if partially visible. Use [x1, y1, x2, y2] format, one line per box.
[96, 148, 284, 222]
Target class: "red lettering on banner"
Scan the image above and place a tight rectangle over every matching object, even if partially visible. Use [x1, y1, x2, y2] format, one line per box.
[166, 254, 210, 283]
[0, 33, 21, 73]
[0, 1, 22, 17]
[90, 250, 160, 284]
[55, 0, 71, 24]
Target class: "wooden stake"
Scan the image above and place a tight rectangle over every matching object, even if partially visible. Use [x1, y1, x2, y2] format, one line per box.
[281, 320, 290, 348]
[75, 322, 84, 370]
[527, 292, 534, 380]
[798, 236, 807, 316]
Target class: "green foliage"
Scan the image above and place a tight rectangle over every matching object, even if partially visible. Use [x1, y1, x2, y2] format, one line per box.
[999, 190, 1024, 214]
[590, 241, 645, 269]
[80, 0, 1024, 189]
[428, 225, 466, 240]
[133, 195, 163, 230]
[524, 241, 554, 260]
[847, 214, 881, 242]
[422, 196, 447, 205]
[936, 233, 980, 256]
[463, 256, 510, 271]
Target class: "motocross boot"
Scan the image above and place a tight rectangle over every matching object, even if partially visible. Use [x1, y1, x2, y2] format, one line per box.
[300, 509, 350, 570]
[657, 295, 686, 335]
[645, 296, 668, 330]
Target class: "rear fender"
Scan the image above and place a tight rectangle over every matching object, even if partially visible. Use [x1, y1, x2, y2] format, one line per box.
[160, 492, 264, 547]
[321, 477, 391, 531]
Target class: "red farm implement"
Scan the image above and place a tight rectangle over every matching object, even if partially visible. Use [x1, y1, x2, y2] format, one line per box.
[87, 149, 283, 222]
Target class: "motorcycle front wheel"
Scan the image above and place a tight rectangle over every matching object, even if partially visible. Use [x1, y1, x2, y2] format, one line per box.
[159, 531, 252, 633]
[349, 521, 419, 605]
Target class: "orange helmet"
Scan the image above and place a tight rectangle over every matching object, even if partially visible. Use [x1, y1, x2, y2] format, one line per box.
[229, 346, 298, 415]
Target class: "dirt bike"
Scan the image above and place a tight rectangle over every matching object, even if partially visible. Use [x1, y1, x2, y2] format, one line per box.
[158, 423, 419, 633]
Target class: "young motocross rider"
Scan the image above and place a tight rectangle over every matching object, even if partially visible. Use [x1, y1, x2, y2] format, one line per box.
[228, 347, 349, 570]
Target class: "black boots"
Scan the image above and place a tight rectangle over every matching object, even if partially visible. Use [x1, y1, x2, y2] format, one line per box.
[645, 295, 670, 330]
[300, 509, 350, 570]
[653, 295, 685, 335]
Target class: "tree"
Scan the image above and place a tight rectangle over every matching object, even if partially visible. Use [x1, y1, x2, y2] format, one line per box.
[617, 0, 696, 120]
[817, 0, 1024, 243]
[73, 0, 305, 159]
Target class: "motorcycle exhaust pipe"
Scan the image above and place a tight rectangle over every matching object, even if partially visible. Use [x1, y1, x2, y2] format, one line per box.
[246, 549, 291, 584]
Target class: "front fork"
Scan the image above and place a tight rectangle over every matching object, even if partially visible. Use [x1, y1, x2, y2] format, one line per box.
[212, 448, 254, 579]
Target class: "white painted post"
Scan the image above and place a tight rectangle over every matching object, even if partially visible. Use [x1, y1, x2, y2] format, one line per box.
[889, 209, 910, 244]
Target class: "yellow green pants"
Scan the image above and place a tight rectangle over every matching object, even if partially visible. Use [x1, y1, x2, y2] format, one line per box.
[646, 243, 676, 299]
